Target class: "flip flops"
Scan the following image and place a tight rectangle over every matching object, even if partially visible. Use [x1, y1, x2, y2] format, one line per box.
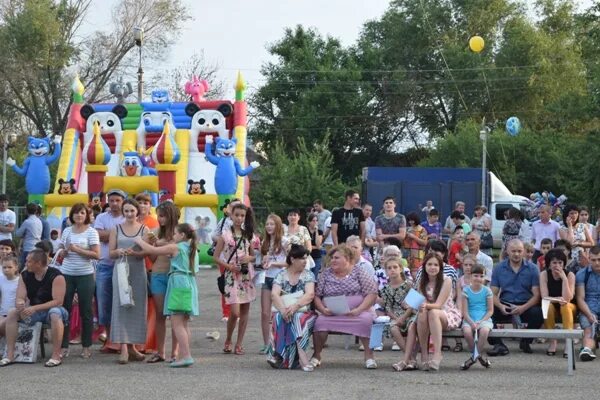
[45, 358, 62, 368]
[146, 353, 165, 363]
[0, 358, 14, 367]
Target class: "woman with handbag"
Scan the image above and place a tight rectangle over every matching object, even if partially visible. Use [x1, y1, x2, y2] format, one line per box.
[213, 203, 256, 355]
[134, 223, 199, 368]
[108, 199, 148, 364]
[58, 203, 100, 359]
[267, 244, 316, 371]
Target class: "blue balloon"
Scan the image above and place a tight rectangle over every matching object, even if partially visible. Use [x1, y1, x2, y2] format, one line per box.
[506, 116, 521, 136]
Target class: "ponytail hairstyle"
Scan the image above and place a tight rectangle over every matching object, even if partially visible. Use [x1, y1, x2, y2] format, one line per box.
[231, 203, 255, 241]
[176, 223, 197, 273]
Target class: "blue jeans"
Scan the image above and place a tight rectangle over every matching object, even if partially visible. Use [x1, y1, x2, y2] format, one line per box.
[311, 257, 322, 280]
[95, 261, 114, 326]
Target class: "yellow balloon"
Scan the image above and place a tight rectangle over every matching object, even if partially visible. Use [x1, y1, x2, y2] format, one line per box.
[469, 36, 485, 53]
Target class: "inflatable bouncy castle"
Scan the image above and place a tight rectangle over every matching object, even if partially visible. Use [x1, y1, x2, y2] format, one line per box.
[10, 73, 258, 261]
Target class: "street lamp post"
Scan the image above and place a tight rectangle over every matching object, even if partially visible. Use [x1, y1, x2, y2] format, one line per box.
[133, 27, 144, 102]
[2, 133, 17, 193]
[479, 121, 489, 207]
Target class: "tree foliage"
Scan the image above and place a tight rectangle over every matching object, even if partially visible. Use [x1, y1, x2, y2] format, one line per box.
[253, 135, 346, 216]
[0, 0, 190, 136]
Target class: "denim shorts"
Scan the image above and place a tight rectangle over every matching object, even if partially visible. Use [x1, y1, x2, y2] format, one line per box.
[580, 312, 599, 329]
[151, 272, 169, 295]
[26, 306, 69, 325]
[262, 277, 274, 291]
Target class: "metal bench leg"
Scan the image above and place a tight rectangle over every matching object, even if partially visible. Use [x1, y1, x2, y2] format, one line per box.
[39, 327, 45, 360]
[566, 338, 573, 376]
[344, 335, 351, 350]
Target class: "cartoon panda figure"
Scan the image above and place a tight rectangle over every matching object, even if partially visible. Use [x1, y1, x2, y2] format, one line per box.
[187, 179, 206, 195]
[58, 178, 77, 194]
[185, 103, 233, 153]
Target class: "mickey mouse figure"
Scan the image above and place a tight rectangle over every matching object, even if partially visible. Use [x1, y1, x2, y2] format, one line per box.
[187, 179, 206, 195]
[57, 178, 77, 194]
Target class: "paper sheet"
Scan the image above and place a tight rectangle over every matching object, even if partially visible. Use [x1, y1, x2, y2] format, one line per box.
[541, 298, 550, 319]
[369, 323, 385, 349]
[404, 289, 426, 310]
[323, 295, 350, 315]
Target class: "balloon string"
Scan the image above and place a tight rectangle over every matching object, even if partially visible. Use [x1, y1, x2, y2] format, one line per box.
[482, 70, 497, 122]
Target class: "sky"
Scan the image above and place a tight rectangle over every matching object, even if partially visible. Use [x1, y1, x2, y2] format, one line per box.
[82, 0, 393, 97]
[82, 0, 595, 98]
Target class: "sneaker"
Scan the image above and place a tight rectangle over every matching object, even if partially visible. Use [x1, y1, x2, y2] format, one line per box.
[391, 343, 401, 351]
[365, 358, 378, 369]
[358, 343, 364, 351]
[487, 344, 509, 357]
[374, 344, 383, 352]
[579, 347, 596, 362]
[221, 317, 229, 322]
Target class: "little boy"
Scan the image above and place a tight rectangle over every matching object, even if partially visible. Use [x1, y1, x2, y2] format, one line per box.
[524, 242, 535, 263]
[50, 229, 61, 255]
[0, 239, 16, 258]
[423, 209, 442, 240]
[537, 238, 553, 270]
[460, 264, 493, 369]
[0, 255, 20, 335]
[448, 226, 467, 269]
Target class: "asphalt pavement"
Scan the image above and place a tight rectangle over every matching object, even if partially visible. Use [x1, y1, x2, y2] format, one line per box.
[1, 267, 599, 400]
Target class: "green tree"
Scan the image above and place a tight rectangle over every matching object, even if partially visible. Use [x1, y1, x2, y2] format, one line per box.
[252, 135, 346, 216]
[250, 26, 406, 181]
[355, 0, 589, 139]
[419, 119, 582, 202]
[0, 0, 190, 136]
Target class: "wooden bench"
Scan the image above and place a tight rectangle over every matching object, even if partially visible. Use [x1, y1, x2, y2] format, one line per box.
[443, 328, 584, 375]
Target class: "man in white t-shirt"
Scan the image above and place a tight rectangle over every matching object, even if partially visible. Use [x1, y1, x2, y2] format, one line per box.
[0, 194, 16, 241]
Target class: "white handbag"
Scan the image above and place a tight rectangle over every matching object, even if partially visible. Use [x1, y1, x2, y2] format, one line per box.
[115, 256, 134, 308]
[272, 290, 308, 313]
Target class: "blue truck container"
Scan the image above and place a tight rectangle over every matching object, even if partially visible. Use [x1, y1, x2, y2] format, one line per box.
[362, 167, 484, 218]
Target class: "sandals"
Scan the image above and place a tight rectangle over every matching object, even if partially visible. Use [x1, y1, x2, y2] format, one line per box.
[546, 350, 556, 356]
[118, 353, 129, 365]
[0, 358, 14, 367]
[441, 345, 451, 351]
[460, 356, 477, 370]
[128, 352, 146, 362]
[258, 345, 269, 354]
[234, 345, 245, 355]
[169, 357, 194, 368]
[223, 341, 233, 353]
[302, 364, 314, 372]
[81, 349, 92, 359]
[146, 353, 165, 363]
[477, 355, 492, 368]
[309, 357, 321, 368]
[393, 360, 417, 371]
[45, 358, 62, 368]
[453, 342, 463, 352]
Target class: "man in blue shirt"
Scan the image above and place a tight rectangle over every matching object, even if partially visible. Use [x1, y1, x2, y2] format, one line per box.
[15, 203, 43, 270]
[576, 246, 600, 361]
[488, 239, 543, 356]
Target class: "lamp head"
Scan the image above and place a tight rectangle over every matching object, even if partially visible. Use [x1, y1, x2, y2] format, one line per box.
[133, 27, 143, 46]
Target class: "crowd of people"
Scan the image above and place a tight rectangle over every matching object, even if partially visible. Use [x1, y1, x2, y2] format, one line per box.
[1, 190, 600, 372]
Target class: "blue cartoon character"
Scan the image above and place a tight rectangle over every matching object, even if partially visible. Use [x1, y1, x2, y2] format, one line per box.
[152, 89, 170, 104]
[7, 136, 62, 195]
[204, 135, 259, 195]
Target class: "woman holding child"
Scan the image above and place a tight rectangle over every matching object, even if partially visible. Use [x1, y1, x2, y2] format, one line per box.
[267, 244, 316, 371]
[311, 245, 378, 369]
